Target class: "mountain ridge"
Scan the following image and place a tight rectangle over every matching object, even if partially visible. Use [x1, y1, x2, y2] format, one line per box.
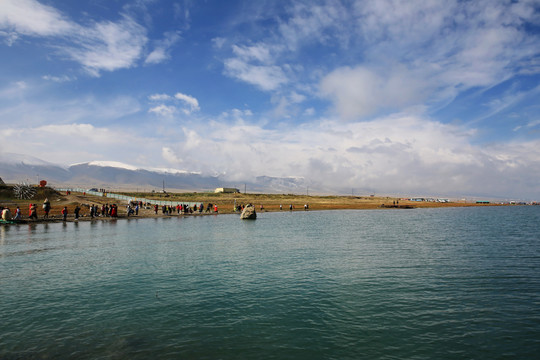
[0, 153, 312, 193]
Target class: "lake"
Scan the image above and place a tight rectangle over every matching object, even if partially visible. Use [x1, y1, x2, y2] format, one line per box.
[1, 207, 539, 359]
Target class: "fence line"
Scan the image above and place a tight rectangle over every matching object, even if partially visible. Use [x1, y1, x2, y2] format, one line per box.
[55, 188, 199, 207]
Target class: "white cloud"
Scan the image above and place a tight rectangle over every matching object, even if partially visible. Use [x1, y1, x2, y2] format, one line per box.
[153, 114, 540, 198]
[149, 104, 177, 117]
[42, 74, 75, 83]
[145, 48, 167, 65]
[174, 92, 200, 113]
[232, 44, 273, 63]
[278, 0, 351, 50]
[148, 93, 172, 101]
[0, 0, 148, 76]
[145, 31, 181, 65]
[0, 0, 74, 37]
[514, 119, 540, 132]
[0, 30, 19, 46]
[212, 37, 226, 49]
[220, 108, 254, 121]
[65, 15, 147, 76]
[3, 98, 540, 198]
[0, 85, 142, 127]
[304, 108, 315, 116]
[0, 123, 144, 165]
[217, 0, 539, 120]
[162, 146, 183, 164]
[289, 91, 306, 104]
[223, 40, 288, 92]
[312, 0, 540, 119]
[224, 58, 287, 91]
[0, 81, 27, 99]
[146, 92, 200, 116]
[320, 65, 428, 119]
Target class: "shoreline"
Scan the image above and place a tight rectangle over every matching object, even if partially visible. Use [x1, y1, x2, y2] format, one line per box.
[1, 202, 519, 226]
[1, 189, 521, 225]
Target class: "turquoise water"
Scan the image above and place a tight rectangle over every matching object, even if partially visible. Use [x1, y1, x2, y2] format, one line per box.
[1, 207, 539, 359]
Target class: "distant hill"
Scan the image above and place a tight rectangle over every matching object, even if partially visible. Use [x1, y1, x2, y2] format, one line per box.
[0, 153, 71, 183]
[68, 162, 223, 191]
[0, 153, 321, 193]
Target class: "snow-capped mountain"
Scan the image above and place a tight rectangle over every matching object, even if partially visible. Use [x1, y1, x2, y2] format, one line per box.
[0, 153, 220, 190]
[0, 153, 326, 193]
[0, 153, 71, 183]
[68, 162, 220, 191]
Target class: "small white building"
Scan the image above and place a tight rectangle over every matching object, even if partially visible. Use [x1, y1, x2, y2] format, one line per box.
[214, 187, 240, 194]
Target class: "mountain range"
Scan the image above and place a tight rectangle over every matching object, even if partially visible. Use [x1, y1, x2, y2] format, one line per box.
[0, 153, 313, 194]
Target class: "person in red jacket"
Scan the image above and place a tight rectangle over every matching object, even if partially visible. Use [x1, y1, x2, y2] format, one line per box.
[29, 204, 38, 219]
[61, 206, 68, 221]
[111, 204, 118, 217]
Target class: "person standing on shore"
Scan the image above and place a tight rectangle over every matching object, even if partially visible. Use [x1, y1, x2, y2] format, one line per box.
[43, 198, 51, 219]
[13, 206, 21, 220]
[29, 204, 38, 219]
[1, 207, 11, 221]
[61, 206, 68, 221]
[74, 205, 80, 220]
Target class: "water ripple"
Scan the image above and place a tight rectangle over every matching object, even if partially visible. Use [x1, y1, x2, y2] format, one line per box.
[1, 208, 539, 359]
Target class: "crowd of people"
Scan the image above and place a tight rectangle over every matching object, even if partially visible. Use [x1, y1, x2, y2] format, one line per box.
[0, 200, 122, 222]
[2, 196, 309, 223]
[149, 202, 218, 216]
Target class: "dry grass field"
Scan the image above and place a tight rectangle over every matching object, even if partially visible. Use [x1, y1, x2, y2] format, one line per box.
[1, 185, 503, 222]
[117, 190, 498, 212]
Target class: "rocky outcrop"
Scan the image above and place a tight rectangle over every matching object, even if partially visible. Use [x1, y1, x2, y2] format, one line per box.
[240, 204, 257, 220]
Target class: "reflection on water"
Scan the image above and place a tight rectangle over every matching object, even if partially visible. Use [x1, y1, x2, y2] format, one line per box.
[0, 225, 8, 246]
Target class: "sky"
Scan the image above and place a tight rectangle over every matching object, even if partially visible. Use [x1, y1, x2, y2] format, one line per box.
[1, 0, 539, 199]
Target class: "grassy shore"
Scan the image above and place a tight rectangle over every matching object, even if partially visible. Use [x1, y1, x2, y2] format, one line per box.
[1, 185, 504, 223]
[117, 190, 499, 212]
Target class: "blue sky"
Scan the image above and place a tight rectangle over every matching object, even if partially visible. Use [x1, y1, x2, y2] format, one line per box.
[1, 0, 539, 199]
